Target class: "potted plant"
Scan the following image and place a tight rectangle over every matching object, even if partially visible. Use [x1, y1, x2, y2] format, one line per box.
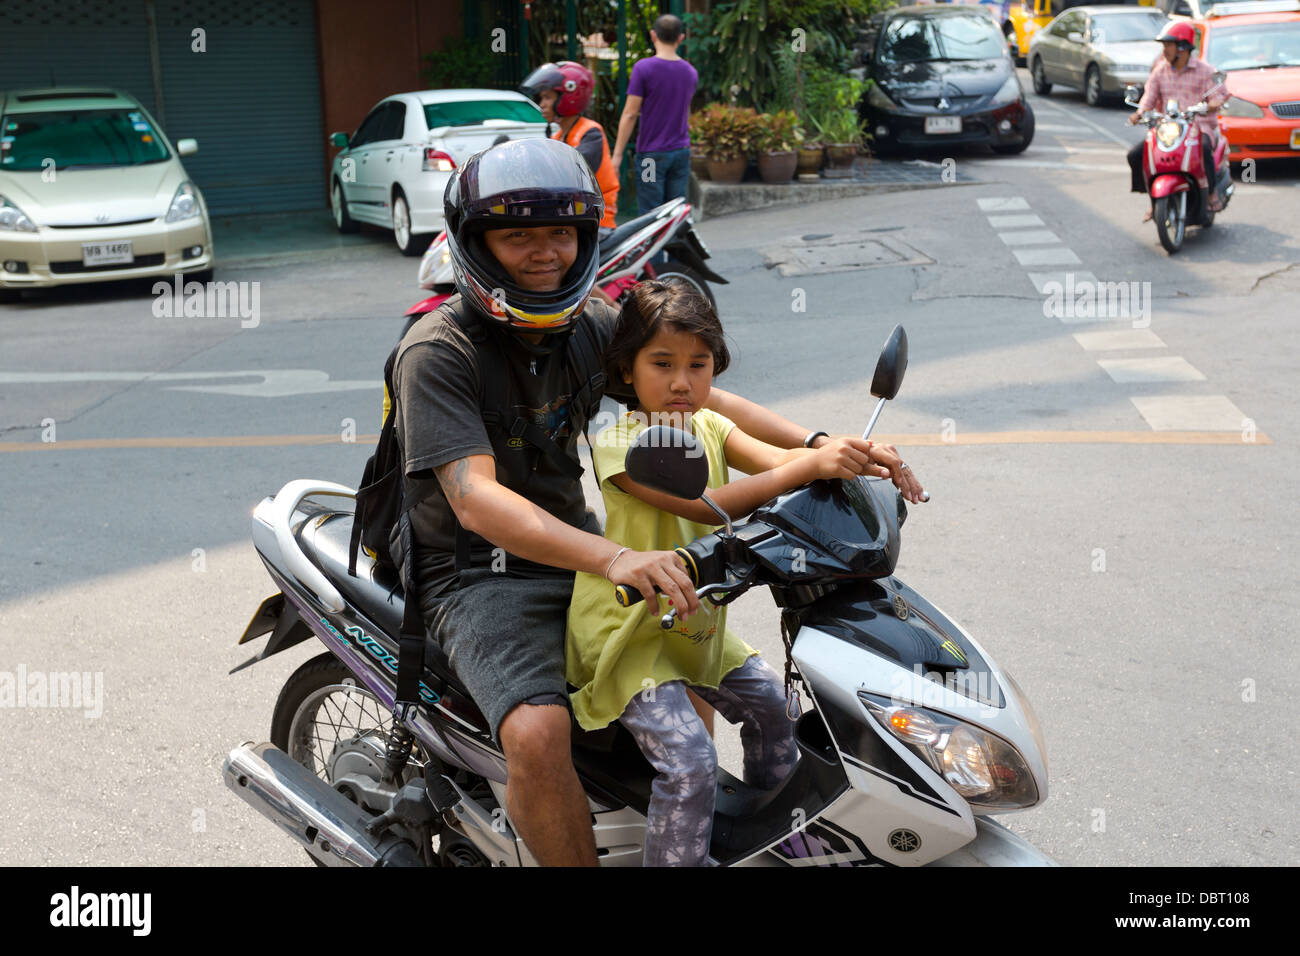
[753, 110, 802, 184]
[690, 104, 759, 184]
[807, 75, 869, 170]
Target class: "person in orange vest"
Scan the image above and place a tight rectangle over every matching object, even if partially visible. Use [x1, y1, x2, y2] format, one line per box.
[520, 62, 619, 242]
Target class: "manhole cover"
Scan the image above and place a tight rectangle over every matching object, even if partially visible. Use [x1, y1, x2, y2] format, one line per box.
[761, 232, 933, 277]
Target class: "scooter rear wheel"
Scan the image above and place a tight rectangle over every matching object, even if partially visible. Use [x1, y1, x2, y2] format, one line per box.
[1154, 195, 1185, 254]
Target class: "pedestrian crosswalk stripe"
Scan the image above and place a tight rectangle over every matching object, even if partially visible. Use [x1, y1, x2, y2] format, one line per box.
[977, 197, 1030, 211]
[1131, 395, 1253, 432]
[1014, 247, 1082, 265]
[1027, 271, 1098, 293]
[987, 214, 1044, 228]
[1098, 357, 1206, 383]
[1073, 330, 1166, 351]
[999, 230, 1063, 246]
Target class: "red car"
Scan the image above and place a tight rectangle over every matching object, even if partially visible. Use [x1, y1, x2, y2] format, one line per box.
[1192, 4, 1300, 161]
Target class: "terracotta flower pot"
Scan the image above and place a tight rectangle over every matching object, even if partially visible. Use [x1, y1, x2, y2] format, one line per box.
[796, 146, 824, 176]
[826, 143, 859, 168]
[757, 150, 797, 184]
[690, 149, 710, 181]
[706, 156, 748, 184]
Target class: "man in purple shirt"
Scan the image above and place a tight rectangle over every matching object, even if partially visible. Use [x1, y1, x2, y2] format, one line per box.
[612, 14, 699, 216]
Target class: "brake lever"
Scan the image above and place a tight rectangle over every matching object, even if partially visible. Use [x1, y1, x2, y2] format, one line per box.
[659, 576, 753, 630]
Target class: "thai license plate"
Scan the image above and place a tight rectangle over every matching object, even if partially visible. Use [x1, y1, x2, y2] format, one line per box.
[925, 116, 962, 135]
[82, 241, 133, 266]
[1290, 128, 1300, 149]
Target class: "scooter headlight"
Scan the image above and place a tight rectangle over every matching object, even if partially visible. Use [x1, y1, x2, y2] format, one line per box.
[860, 693, 1040, 810]
[1155, 120, 1182, 149]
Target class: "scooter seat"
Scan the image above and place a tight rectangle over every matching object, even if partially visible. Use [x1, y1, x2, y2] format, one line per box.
[294, 509, 479, 708]
[598, 198, 683, 255]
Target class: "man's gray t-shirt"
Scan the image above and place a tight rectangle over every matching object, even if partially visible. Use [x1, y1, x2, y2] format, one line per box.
[391, 294, 619, 598]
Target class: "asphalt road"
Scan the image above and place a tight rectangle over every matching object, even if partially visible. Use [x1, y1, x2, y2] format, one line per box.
[1, 73, 1296, 866]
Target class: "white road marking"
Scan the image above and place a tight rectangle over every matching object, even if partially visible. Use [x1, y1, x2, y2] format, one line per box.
[1131, 395, 1251, 431]
[0, 369, 381, 398]
[1073, 329, 1166, 351]
[1014, 247, 1083, 265]
[999, 229, 1063, 246]
[1027, 271, 1098, 293]
[1098, 357, 1205, 383]
[987, 214, 1045, 228]
[977, 197, 1031, 211]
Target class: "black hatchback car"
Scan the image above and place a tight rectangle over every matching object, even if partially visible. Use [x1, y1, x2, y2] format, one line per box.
[858, 5, 1035, 155]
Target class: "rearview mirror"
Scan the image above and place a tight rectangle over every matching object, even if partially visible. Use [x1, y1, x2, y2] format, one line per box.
[870, 325, 908, 401]
[176, 138, 198, 157]
[625, 427, 710, 500]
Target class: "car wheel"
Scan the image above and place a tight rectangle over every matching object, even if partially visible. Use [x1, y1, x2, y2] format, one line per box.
[991, 102, 1034, 155]
[332, 179, 359, 234]
[1085, 65, 1103, 107]
[1032, 58, 1052, 95]
[392, 191, 430, 257]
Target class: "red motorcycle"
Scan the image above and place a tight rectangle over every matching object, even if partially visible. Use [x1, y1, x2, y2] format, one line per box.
[1125, 84, 1234, 254]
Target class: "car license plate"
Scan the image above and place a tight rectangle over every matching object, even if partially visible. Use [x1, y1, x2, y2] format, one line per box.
[1291, 128, 1300, 150]
[925, 116, 962, 135]
[82, 241, 133, 266]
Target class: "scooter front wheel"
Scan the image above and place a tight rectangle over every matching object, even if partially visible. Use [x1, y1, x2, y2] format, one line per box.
[1154, 194, 1185, 254]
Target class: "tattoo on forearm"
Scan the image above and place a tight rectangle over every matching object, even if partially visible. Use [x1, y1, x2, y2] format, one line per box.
[436, 458, 473, 501]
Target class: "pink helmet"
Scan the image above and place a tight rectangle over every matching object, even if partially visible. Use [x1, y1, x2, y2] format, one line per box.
[519, 61, 594, 116]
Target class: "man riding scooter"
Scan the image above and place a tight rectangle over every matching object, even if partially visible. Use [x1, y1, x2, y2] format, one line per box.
[1126, 21, 1229, 221]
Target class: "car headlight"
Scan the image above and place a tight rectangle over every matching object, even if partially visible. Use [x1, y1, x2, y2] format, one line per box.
[166, 181, 200, 223]
[1156, 119, 1182, 148]
[867, 83, 899, 111]
[0, 194, 37, 232]
[860, 692, 1040, 809]
[1219, 96, 1263, 119]
[991, 74, 1023, 107]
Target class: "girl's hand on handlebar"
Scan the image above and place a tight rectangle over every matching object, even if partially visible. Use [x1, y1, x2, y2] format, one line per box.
[807, 437, 882, 481]
[866, 442, 927, 504]
[606, 549, 700, 618]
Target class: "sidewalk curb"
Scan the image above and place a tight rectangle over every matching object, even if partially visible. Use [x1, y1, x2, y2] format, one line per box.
[691, 178, 977, 221]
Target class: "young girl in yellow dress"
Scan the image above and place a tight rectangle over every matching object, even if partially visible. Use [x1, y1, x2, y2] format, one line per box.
[566, 280, 885, 866]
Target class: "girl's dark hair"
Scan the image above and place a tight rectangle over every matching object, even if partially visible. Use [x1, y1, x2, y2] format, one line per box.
[604, 279, 730, 410]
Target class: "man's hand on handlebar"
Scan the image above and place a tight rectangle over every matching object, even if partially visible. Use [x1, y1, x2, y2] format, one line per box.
[606, 548, 700, 617]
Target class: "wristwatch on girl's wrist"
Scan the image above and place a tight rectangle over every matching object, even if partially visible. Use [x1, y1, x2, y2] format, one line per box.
[803, 430, 829, 449]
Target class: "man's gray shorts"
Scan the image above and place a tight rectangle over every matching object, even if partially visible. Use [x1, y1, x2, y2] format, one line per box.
[420, 567, 574, 742]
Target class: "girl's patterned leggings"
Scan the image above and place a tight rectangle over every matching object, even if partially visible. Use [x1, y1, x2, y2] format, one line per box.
[618, 654, 800, 867]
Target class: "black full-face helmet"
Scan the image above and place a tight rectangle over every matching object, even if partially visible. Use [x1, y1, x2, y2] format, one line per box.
[443, 138, 603, 334]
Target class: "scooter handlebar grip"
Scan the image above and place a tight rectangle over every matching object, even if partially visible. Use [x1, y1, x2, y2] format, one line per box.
[612, 548, 698, 607]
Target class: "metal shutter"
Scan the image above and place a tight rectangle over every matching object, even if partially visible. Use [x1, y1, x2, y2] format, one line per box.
[0, 0, 158, 115]
[154, 0, 326, 214]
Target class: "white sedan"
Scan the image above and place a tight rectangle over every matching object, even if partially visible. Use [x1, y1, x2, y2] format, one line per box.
[328, 89, 548, 256]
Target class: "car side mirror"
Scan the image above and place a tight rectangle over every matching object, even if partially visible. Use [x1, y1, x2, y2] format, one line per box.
[176, 138, 198, 157]
[870, 325, 908, 401]
[625, 427, 710, 501]
[329, 131, 350, 148]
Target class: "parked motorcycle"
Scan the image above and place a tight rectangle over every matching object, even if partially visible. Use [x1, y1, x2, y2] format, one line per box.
[403, 196, 726, 322]
[223, 325, 1055, 867]
[1125, 83, 1233, 254]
